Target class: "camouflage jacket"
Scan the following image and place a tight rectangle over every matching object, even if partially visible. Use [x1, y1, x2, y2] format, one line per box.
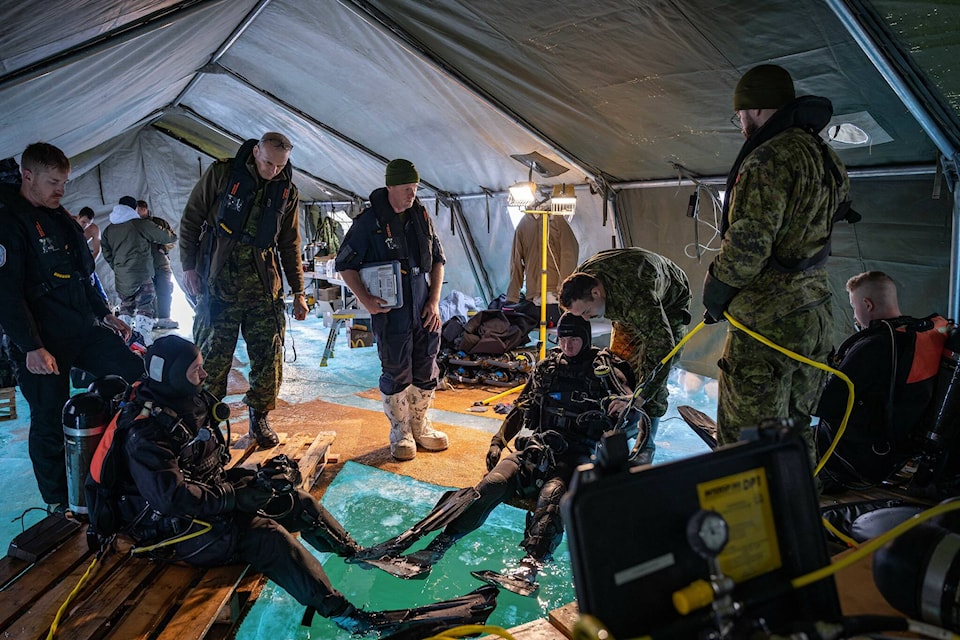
[577, 248, 691, 329]
[710, 103, 850, 327]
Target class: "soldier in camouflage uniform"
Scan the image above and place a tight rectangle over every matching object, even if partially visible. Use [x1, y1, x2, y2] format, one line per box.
[179, 132, 309, 449]
[560, 248, 691, 464]
[702, 65, 851, 457]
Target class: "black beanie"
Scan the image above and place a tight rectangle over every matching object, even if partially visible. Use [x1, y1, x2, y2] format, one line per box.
[118, 195, 137, 209]
[733, 64, 795, 111]
[145, 335, 201, 398]
[557, 312, 592, 352]
[385, 159, 420, 186]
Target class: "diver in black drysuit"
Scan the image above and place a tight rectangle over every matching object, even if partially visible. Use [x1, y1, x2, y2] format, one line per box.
[352, 313, 642, 593]
[85, 335, 496, 635]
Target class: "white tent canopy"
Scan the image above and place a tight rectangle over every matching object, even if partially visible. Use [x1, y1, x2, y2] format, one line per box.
[2, 0, 958, 377]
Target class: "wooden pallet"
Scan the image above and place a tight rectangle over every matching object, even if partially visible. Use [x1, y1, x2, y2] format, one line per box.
[0, 430, 335, 640]
[0, 387, 16, 421]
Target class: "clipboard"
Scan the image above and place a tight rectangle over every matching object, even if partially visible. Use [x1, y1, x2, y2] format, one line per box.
[360, 260, 403, 309]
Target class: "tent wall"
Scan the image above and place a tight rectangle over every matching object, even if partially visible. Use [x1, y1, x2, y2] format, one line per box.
[615, 175, 952, 380]
[58, 128, 615, 310]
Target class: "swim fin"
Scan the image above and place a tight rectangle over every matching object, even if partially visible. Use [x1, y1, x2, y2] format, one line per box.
[309, 584, 500, 637]
[350, 487, 480, 563]
[356, 554, 433, 579]
[471, 569, 539, 596]
[471, 557, 542, 597]
[677, 405, 718, 450]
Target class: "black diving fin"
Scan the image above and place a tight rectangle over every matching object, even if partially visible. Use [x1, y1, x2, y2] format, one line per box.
[356, 554, 433, 579]
[307, 584, 500, 637]
[471, 569, 540, 597]
[677, 405, 718, 450]
[350, 486, 480, 563]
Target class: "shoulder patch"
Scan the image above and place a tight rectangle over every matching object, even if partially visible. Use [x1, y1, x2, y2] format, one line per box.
[0, 244, 5, 267]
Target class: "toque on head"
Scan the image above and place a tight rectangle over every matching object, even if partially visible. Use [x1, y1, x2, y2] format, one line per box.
[733, 64, 795, 111]
[118, 195, 137, 209]
[385, 159, 419, 186]
[144, 335, 201, 398]
[557, 312, 592, 354]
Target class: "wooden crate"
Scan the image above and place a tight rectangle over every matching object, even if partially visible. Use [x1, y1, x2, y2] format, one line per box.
[0, 387, 15, 421]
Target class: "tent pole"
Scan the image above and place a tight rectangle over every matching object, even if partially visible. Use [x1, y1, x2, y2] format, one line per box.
[826, 0, 960, 320]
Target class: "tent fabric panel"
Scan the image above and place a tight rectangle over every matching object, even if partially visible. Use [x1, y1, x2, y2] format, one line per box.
[0, 1, 259, 168]
[364, 0, 940, 181]
[211, 0, 588, 198]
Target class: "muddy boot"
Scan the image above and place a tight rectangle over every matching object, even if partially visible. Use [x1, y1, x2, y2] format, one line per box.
[383, 391, 416, 461]
[407, 386, 448, 451]
[249, 406, 279, 448]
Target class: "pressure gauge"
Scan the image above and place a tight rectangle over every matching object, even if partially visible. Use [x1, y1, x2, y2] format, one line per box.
[687, 509, 729, 558]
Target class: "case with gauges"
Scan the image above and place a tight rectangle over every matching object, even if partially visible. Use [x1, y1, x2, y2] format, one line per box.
[561, 423, 840, 639]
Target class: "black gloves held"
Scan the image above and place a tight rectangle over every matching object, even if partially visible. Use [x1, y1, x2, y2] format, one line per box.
[702, 267, 740, 324]
[233, 475, 274, 513]
[486, 436, 505, 471]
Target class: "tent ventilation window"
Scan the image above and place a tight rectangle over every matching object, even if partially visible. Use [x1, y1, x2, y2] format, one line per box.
[826, 122, 870, 145]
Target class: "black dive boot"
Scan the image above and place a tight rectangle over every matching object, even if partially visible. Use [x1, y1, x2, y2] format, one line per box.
[321, 585, 499, 637]
[403, 532, 459, 568]
[361, 532, 461, 580]
[299, 505, 363, 558]
[630, 416, 659, 465]
[249, 406, 279, 448]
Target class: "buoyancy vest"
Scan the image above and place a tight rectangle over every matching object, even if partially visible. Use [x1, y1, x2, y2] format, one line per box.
[821, 314, 949, 467]
[832, 315, 949, 387]
[86, 384, 228, 538]
[0, 187, 96, 303]
[370, 188, 435, 275]
[537, 348, 617, 439]
[215, 139, 292, 249]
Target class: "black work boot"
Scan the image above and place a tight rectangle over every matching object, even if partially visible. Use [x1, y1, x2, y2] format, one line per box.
[249, 406, 279, 448]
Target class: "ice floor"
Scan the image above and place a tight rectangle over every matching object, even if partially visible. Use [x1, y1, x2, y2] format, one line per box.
[0, 297, 717, 635]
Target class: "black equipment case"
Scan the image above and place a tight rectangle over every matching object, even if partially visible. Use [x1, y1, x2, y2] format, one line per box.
[561, 425, 840, 638]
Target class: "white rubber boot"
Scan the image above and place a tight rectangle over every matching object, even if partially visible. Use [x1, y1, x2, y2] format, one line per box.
[382, 391, 416, 461]
[134, 315, 156, 346]
[407, 386, 448, 451]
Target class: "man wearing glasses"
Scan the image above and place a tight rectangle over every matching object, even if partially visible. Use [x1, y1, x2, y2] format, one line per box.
[702, 65, 853, 459]
[179, 132, 309, 449]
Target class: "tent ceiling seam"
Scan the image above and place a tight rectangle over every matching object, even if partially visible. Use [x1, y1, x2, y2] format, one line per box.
[160, 105, 358, 200]
[0, 0, 218, 92]
[338, 0, 605, 188]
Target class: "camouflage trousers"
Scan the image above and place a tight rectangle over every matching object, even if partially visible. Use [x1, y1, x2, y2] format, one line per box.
[193, 293, 285, 411]
[609, 315, 687, 418]
[118, 280, 156, 318]
[716, 304, 832, 465]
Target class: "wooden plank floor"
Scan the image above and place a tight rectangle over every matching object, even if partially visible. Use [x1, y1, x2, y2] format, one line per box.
[1, 431, 333, 640]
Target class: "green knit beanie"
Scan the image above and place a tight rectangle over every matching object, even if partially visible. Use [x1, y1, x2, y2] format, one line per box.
[733, 64, 795, 110]
[385, 159, 420, 186]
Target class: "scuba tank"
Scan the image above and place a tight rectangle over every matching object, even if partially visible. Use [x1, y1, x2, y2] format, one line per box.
[62, 391, 110, 517]
[62, 376, 131, 517]
[912, 328, 960, 495]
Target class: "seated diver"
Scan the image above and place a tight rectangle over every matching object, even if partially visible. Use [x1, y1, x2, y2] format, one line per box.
[84, 335, 496, 635]
[813, 271, 950, 491]
[350, 312, 643, 595]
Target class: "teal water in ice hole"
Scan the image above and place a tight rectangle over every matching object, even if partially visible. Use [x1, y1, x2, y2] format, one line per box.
[235, 460, 576, 639]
